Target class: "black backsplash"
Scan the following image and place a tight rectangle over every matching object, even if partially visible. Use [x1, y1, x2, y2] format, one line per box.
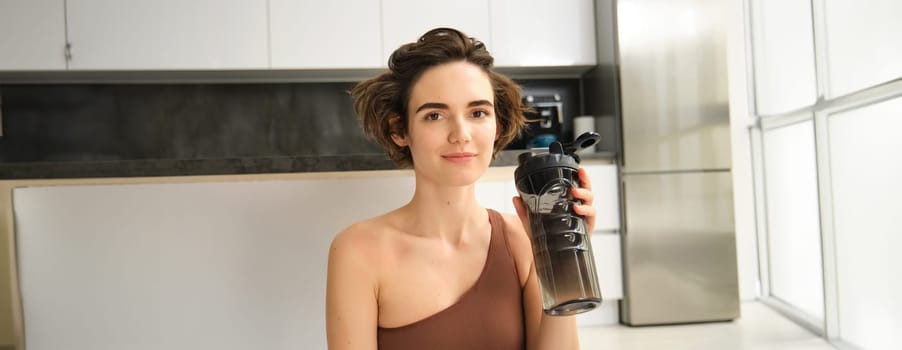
[0, 83, 377, 162]
[0, 78, 582, 176]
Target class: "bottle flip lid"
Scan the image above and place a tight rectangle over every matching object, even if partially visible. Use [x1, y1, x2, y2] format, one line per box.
[515, 132, 601, 180]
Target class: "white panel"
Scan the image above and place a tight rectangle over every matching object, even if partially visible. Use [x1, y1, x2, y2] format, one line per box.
[823, 0, 902, 97]
[828, 96, 902, 350]
[762, 120, 824, 320]
[270, 0, 382, 69]
[584, 164, 620, 231]
[66, 0, 268, 70]
[476, 166, 516, 214]
[490, 0, 596, 66]
[592, 233, 623, 300]
[750, 0, 818, 114]
[576, 234, 621, 327]
[576, 295, 619, 327]
[381, 0, 490, 64]
[475, 180, 512, 214]
[0, 0, 67, 70]
[13, 175, 414, 350]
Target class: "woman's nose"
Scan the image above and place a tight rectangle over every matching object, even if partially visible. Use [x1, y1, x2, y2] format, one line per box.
[448, 116, 472, 144]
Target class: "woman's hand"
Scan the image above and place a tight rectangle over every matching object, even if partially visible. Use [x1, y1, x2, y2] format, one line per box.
[570, 167, 596, 233]
[512, 167, 597, 234]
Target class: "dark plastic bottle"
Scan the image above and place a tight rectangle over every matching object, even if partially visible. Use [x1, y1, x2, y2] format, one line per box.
[514, 133, 603, 316]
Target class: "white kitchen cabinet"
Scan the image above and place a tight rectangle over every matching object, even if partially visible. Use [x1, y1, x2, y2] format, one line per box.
[270, 0, 382, 69]
[490, 0, 596, 67]
[381, 0, 491, 65]
[0, 0, 67, 70]
[591, 233, 623, 299]
[584, 163, 620, 231]
[475, 180, 517, 214]
[14, 174, 416, 350]
[577, 232, 622, 326]
[64, 0, 268, 70]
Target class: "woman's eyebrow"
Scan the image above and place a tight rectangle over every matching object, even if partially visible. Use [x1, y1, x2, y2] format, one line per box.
[414, 100, 493, 113]
[414, 102, 448, 113]
[468, 100, 494, 108]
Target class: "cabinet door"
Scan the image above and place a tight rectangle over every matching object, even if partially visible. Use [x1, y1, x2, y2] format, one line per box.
[270, 0, 381, 69]
[65, 0, 268, 70]
[584, 163, 620, 231]
[381, 0, 491, 65]
[0, 0, 67, 70]
[490, 0, 596, 67]
[591, 233, 623, 299]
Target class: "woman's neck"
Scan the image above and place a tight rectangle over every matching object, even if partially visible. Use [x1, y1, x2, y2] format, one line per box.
[400, 178, 487, 245]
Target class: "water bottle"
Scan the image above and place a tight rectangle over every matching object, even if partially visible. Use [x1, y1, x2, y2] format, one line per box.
[514, 132, 603, 316]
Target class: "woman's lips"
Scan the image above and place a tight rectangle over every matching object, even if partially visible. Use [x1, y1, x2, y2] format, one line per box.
[442, 152, 477, 163]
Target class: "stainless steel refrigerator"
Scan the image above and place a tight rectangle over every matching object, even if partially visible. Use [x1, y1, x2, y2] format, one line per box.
[585, 0, 740, 325]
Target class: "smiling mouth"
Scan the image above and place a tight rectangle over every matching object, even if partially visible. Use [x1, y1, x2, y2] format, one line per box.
[442, 153, 478, 163]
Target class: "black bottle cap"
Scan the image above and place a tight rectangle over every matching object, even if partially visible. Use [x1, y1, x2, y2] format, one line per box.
[514, 141, 580, 182]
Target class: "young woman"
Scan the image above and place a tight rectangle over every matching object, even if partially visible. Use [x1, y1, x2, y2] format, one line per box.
[326, 28, 596, 350]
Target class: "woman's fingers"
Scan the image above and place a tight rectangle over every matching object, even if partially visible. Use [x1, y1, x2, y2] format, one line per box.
[580, 204, 596, 233]
[577, 167, 593, 192]
[574, 168, 596, 232]
[570, 187, 594, 206]
[572, 203, 596, 217]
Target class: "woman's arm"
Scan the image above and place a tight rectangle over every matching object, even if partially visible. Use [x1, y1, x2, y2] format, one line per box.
[511, 167, 597, 350]
[326, 227, 379, 350]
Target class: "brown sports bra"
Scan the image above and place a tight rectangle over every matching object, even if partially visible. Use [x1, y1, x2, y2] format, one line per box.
[376, 209, 526, 350]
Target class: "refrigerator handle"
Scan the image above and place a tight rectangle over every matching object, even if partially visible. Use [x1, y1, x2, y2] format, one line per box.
[619, 178, 628, 237]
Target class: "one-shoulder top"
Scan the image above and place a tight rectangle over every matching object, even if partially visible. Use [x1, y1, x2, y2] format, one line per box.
[376, 209, 526, 350]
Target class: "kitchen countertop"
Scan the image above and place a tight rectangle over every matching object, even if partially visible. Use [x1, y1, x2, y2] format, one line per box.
[0, 151, 617, 180]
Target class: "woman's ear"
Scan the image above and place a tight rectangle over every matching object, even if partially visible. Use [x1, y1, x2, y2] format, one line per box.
[391, 133, 408, 147]
[389, 115, 408, 147]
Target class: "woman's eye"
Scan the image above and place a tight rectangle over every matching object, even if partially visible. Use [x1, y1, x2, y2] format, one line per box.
[472, 110, 489, 118]
[425, 112, 442, 121]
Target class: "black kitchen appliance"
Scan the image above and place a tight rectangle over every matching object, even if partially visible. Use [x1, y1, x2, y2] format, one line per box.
[507, 94, 564, 149]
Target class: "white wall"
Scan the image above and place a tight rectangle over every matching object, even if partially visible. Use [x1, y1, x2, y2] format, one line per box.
[726, 0, 761, 302]
[725, 1, 759, 300]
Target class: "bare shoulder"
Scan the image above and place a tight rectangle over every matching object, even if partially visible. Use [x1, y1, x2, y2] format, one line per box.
[329, 217, 389, 270]
[327, 216, 395, 349]
[326, 215, 396, 305]
[498, 211, 534, 286]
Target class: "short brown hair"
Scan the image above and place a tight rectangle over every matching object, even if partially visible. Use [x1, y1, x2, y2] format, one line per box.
[350, 27, 528, 168]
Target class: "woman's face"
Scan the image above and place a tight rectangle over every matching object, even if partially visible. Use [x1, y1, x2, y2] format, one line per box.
[392, 60, 498, 186]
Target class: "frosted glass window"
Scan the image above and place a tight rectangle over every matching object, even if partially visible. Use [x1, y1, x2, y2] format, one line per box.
[762, 119, 824, 320]
[828, 96, 902, 350]
[750, 0, 818, 115]
[824, 0, 902, 97]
